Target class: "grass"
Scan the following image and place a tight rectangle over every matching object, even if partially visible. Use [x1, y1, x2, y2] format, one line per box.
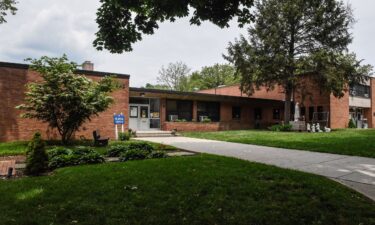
[0, 154, 374, 225]
[184, 129, 375, 158]
[0, 139, 177, 157]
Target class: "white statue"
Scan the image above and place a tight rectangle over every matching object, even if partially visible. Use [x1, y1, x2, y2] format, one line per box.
[294, 102, 300, 122]
[324, 126, 331, 132]
[311, 124, 316, 133]
[307, 123, 311, 132]
[316, 123, 321, 132]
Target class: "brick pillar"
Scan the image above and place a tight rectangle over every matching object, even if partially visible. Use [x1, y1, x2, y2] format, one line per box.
[369, 78, 375, 128]
[160, 98, 167, 130]
[192, 101, 198, 122]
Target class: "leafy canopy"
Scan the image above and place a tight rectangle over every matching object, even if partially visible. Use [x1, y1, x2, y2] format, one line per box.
[0, 0, 17, 24]
[94, 0, 254, 53]
[225, 0, 373, 121]
[17, 55, 118, 144]
[157, 61, 191, 91]
[190, 64, 240, 90]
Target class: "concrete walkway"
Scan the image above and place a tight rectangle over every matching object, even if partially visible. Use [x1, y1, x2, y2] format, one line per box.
[136, 136, 375, 201]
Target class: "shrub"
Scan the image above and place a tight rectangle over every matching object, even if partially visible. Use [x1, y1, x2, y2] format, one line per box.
[25, 132, 49, 176]
[48, 146, 104, 169]
[119, 149, 150, 161]
[107, 141, 155, 157]
[202, 118, 212, 123]
[107, 144, 129, 157]
[147, 151, 168, 159]
[118, 131, 131, 141]
[348, 119, 356, 128]
[270, 124, 292, 132]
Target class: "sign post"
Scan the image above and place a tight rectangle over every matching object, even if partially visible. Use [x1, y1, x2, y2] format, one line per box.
[113, 113, 126, 140]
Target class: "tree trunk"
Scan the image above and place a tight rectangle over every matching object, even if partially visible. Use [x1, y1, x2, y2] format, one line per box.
[284, 89, 293, 124]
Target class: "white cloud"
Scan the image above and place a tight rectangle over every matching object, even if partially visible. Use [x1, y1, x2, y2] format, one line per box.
[0, 0, 373, 87]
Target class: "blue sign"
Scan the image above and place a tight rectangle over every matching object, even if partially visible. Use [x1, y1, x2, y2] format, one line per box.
[114, 114, 125, 125]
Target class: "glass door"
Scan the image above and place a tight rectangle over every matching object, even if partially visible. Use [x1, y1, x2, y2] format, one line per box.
[149, 98, 161, 129]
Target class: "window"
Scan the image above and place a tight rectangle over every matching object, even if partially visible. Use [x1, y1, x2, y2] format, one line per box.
[309, 106, 314, 121]
[232, 106, 241, 119]
[317, 106, 324, 121]
[254, 108, 262, 120]
[130, 106, 138, 118]
[197, 101, 220, 122]
[273, 108, 280, 120]
[300, 107, 306, 117]
[166, 100, 193, 121]
[349, 84, 371, 98]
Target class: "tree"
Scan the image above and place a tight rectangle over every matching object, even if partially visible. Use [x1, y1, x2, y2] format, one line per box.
[17, 55, 118, 144]
[144, 83, 169, 90]
[225, 0, 372, 123]
[0, 0, 17, 24]
[94, 0, 255, 53]
[25, 132, 48, 176]
[157, 62, 191, 91]
[190, 64, 240, 90]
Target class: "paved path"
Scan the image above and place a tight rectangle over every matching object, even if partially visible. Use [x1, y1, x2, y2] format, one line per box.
[136, 137, 375, 201]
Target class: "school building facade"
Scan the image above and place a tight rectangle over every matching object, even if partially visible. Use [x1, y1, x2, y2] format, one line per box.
[0, 61, 374, 142]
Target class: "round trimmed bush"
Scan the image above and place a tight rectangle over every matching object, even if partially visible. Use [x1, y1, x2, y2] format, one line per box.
[119, 149, 150, 161]
[147, 151, 168, 159]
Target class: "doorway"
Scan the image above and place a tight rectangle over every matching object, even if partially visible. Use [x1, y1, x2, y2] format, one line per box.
[129, 98, 161, 131]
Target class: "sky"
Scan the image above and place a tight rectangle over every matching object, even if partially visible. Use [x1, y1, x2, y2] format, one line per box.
[0, 0, 374, 87]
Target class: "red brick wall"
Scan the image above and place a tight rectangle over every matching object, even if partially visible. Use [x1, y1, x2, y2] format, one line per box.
[329, 92, 349, 129]
[0, 66, 129, 142]
[365, 78, 375, 128]
[197, 84, 285, 101]
[160, 99, 282, 131]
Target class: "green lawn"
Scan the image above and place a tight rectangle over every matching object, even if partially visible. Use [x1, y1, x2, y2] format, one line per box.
[184, 129, 375, 158]
[0, 140, 177, 157]
[0, 154, 374, 225]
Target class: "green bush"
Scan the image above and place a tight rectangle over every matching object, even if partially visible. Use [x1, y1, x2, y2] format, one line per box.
[202, 118, 212, 123]
[107, 144, 129, 157]
[348, 119, 356, 128]
[107, 141, 155, 157]
[118, 131, 131, 141]
[270, 124, 292, 132]
[119, 149, 150, 161]
[48, 146, 104, 169]
[25, 132, 49, 176]
[147, 151, 168, 159]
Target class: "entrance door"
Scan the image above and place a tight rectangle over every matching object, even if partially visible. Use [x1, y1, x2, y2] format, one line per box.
[129, 104, 154, 131]
[139, 105, 149, 130]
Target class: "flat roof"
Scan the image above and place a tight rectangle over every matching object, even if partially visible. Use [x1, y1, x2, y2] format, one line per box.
[130, 87, 285, 104]
[0, 61, 130, 78]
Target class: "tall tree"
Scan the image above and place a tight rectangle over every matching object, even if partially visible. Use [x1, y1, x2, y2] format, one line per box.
[17, 55, 118, 144]
[94, 0, 255, 53]
[190, 64, 240, 90]
[0, 0, 17, 24]
[157, 62, 191, 91]
[225, 0, 372, 123]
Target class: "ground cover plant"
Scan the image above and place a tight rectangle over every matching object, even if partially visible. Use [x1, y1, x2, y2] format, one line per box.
[184, 129, 375, 158]
[0, 155, 373, 225]
[0, 139, 176, 157]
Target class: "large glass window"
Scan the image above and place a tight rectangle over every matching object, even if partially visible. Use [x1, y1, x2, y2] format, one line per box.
[232, 106, 241, 119]
[197, 101, 220, 122]
[254, 108, 262, 120]
[166, 100, 193, 121]
[350, 84, 371, 98]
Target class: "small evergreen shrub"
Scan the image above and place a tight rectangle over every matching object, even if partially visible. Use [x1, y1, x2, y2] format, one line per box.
[348, 119, 356, 128]
[25, 132, 49, 176]
[48, 146, 104, 169]
[147, 151, 168, 159]
[127, 142, 154, 152]
[119, 149, 150, 161]
[118, 131, 131, 141]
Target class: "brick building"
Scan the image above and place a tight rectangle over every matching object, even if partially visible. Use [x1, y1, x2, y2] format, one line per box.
[0, 61, 374, 142]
